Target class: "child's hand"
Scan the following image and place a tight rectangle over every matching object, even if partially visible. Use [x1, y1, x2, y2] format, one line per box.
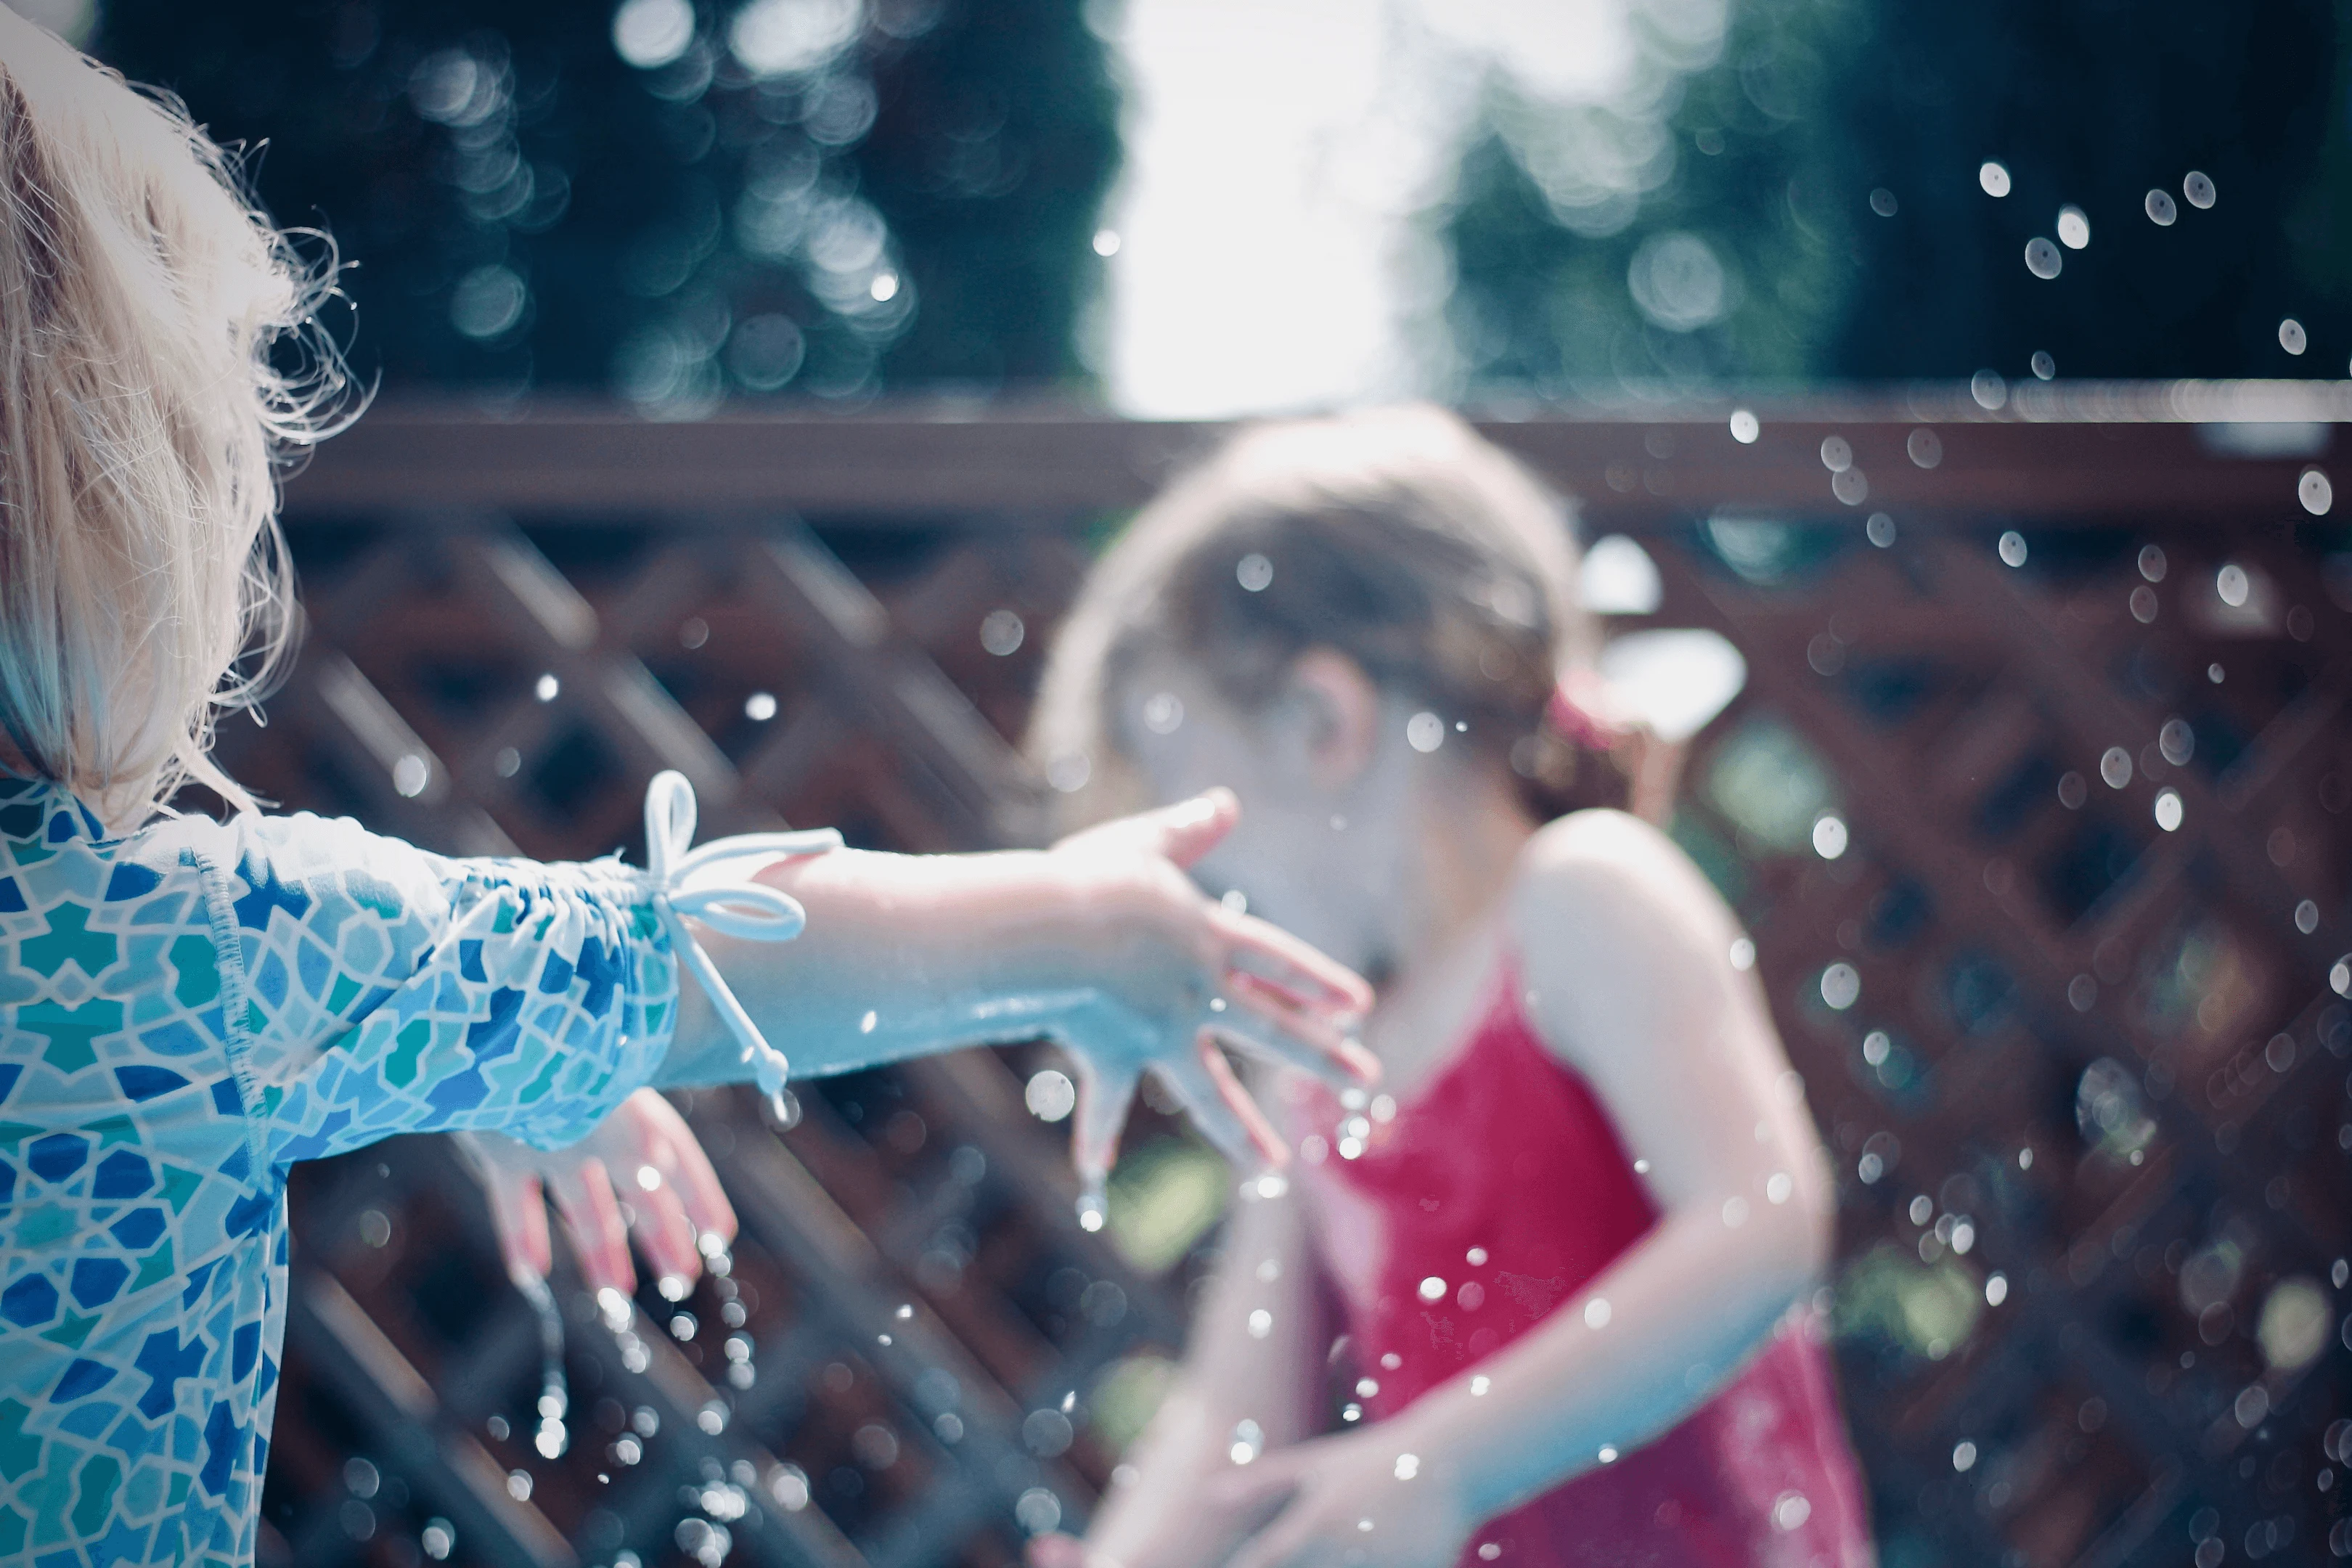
[456, 1088, 738, 1297]
[1045, 789, 1377, 1196]
[1211, 1429, 1477, 1568]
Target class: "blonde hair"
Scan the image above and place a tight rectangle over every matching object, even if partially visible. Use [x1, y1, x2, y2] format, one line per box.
[1029, 405, 1592, 827]
[0, 9, 353, 829]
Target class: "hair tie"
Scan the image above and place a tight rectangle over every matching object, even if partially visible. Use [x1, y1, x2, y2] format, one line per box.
[1544, 669, 1634, 750]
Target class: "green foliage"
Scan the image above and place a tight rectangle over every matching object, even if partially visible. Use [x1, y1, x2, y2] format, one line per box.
[1440, 0, 2349, 386]
[94, 0, 1119, 401]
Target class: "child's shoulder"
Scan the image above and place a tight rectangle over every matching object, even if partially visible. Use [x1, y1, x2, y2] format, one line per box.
[1516, 807, 1691, 886]
[1508, 809, 1734, 943]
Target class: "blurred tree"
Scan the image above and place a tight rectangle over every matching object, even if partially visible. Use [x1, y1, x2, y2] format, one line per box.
[1438, 0, 2350, 389]
[96, 0, 1119, 407]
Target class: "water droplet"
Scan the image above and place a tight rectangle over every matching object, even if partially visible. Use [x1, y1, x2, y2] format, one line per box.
[534, 672, 560, 703]
[1025, 1069, 1075, 1122]
[2208, 662, 2225, 685]
[1418, 1276, 1447, 1303]
[1143, 691, 1185, 735]
[1979, 161, 2011, 197]
[1479, 1545, 1502, 1561]
[1985, 1273, 2009, 1306]
[1773, 1492, 1812, 1531]
[1820, 963, 1861, 1011]
[2024, 237, 2062, 279]
[1971, 369, 2008, 410]
[1810, 815, 1849, 860]
[2281, 318, 2309, 356]
[1869, 187, 1898, 216]
[2030, 351, 2056, 380]
[2146, 189, 2177, 225]
[1866, 512, 1897, 547]
[1721, 1196, 1751, 1228]
[1466, 1246, 1488, 1266]
[980, 609, 1025, 656]
[1584, 1297, 1612, 1328]
[2296, 899, 2320, 935]
[2184, 171, 2216, 210]
[1236, 552, 1274, 592]
[2057, 770, 2087, 809]
[1728, 937, 1756, 971]
[1831, 467, 1869, 506]
[2300, 467, 2333, 515]
[744, 691, 777, 722]
[1819, 436, 1853, 473]
[1394, 1453, 1421, 1479]
[421, 1519, 456, 1560]
[1598, 1445, 1620, 1464]
[392, 754, 430, 799]
[1016, 1486, 1064, 1534]
[1729, 408, 1760, 444]
[2154, 788, 2184, 833]
[1406, 711, 1446, 753]
[2099, 747, 2133, 789]
[494, 746, 522, 778]
[2056, 205, 2090, 250]
[1767, 1172, 1794, 1204]
[2068, 974, 2096, 1012]
[1077, 1181, 1107, 1232]
[1906, 428, 1942, 469]
[2216, 563, 2250, 608]
[1248, 1307, 1274, 1338]
[1229, 1418, 1264, 1465]
[1952, 1441, 1977, 1473]
[1469, 1375, 1491, 1396]
[1998, 531, 2029, 568]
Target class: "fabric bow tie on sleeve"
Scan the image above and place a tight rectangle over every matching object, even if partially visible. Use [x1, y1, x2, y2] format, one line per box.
[641, 769, 841, 1105]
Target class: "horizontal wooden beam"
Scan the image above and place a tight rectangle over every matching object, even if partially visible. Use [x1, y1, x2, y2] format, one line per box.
[279, 383, 2352, 527]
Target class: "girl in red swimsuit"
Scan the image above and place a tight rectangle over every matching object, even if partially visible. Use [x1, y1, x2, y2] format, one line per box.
[1026, 407, 1874, 1568]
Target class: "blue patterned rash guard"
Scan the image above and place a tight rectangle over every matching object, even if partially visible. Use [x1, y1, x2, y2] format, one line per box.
[0, 776, 682, 1567]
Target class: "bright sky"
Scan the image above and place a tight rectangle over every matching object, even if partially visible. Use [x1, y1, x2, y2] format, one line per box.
[1097, 0, 1651, 417]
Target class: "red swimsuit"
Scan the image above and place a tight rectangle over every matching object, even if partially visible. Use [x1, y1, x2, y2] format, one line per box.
[1291, 960, 1874, 1567]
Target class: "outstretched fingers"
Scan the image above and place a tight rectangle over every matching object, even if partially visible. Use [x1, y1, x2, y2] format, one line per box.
[544, 1156, 638, 1297]
[1219, 972, 1381, 1088]
[1070, 1063, 1138, 1191]
[632, 1091, 738, 1254]
[1213, 906, 1376, 1024]
[1170, 1029, 1290, 1169]
[479, 1163, 555, 1286]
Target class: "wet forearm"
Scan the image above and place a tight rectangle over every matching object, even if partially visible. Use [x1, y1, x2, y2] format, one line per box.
[654, 847, 1111, 1086]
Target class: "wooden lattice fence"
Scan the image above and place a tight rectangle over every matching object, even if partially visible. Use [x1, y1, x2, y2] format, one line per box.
[215, 390, 2351, 1568]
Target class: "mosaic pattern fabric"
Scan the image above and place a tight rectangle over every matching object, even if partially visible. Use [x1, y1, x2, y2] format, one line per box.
[0, 777, 680, 1567]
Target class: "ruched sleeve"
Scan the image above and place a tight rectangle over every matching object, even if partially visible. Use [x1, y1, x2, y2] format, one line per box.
[216, 812, 681, 1163]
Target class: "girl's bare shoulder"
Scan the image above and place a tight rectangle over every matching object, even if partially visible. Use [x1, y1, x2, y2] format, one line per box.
[1506, 809, 1739, 957]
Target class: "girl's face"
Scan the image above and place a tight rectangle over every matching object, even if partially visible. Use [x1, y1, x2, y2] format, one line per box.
[1110, 652, 1416, 980]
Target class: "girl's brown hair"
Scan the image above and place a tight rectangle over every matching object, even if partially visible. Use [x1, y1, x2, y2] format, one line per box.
[1030, 406, 1604, 825]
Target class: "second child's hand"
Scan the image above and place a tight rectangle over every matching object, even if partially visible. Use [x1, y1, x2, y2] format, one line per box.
[457, 1087, 737, 1300]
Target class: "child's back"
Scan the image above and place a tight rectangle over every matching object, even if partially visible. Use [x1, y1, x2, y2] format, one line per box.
[1, 781, 677, 1563]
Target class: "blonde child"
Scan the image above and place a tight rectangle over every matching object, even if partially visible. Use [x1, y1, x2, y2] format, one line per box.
[0, 17, 1370, 1568]
[1026, 409, 1871, 1567]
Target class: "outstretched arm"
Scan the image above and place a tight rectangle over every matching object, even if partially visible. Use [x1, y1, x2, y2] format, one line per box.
[1220, 811, 1831, 1568]
[658, 792, 1376, 1196]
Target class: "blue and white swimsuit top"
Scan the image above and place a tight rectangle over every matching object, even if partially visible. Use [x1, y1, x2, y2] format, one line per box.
[0, 777, 682, 1568]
